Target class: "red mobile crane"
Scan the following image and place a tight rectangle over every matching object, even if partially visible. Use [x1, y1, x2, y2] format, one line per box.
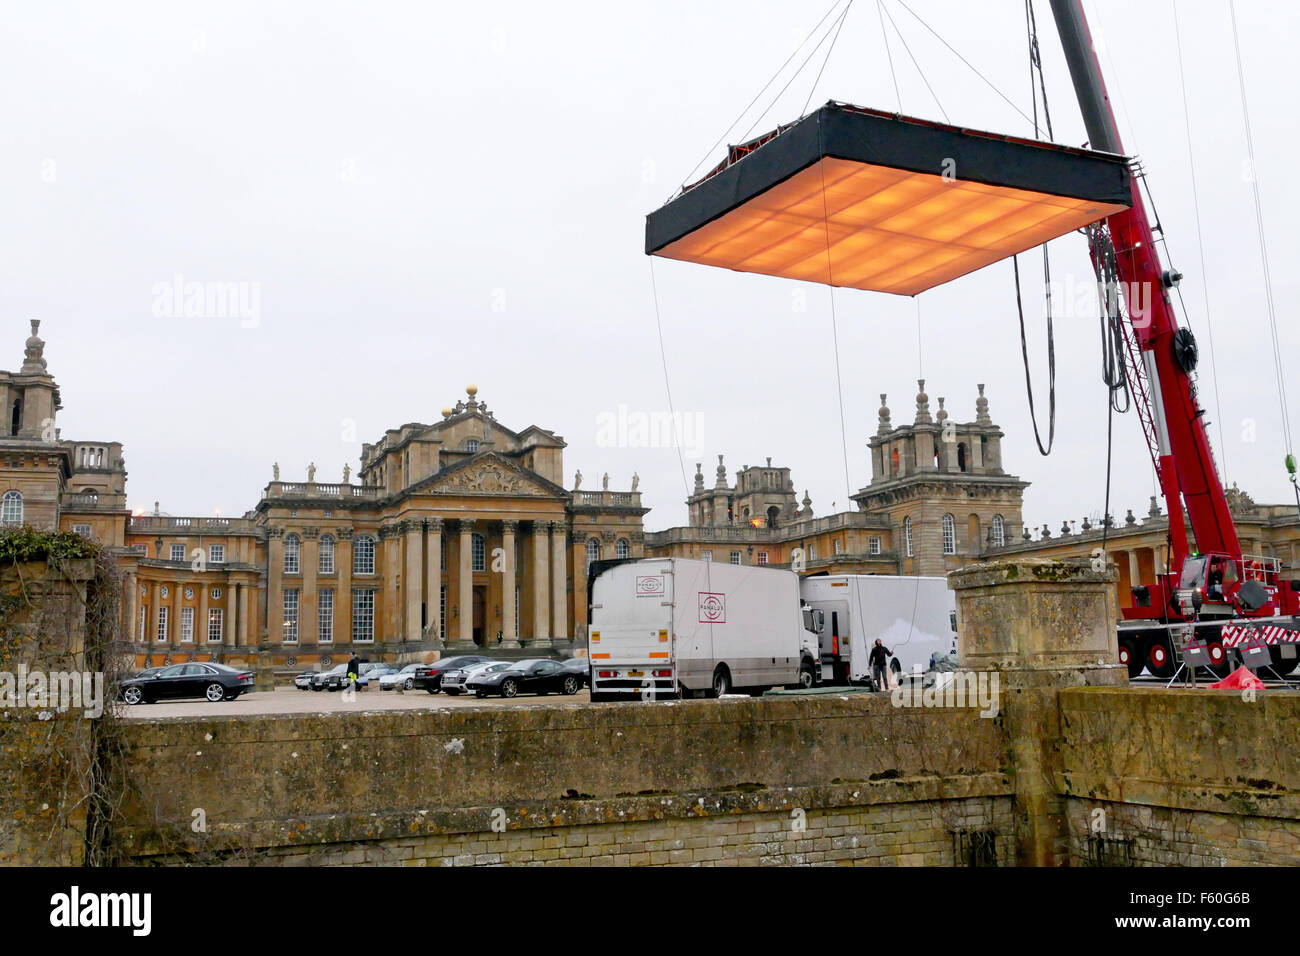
[1049, 0, 1300, 679]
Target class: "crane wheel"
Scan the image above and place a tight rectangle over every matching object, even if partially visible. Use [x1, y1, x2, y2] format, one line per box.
[1144, 634, 1176, 680]
[1117, 637, 1142, 680]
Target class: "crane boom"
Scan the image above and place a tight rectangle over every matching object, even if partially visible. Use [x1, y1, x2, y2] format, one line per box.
[1048, 0, 1240, 574]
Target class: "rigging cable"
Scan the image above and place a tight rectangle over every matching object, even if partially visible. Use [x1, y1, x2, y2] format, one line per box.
[1012, 0, 1056, 456]
[878, 0, 949, 122]
[1170, 0, 1228, 482]
[892, 0, 1035, 127]
[671, 0, 849, 199]
[876, 0, 902, 112]
[816, 123, 855, 502]
[648, 259, 692, 498]
[801, 1, 856, 117]
[1228, 0, 1294, 473]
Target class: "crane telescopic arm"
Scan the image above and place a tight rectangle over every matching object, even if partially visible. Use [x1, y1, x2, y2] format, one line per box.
[1047, 0, 1240, 573]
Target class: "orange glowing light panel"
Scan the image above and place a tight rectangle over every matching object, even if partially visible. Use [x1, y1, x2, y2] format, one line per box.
[646, 103, 1132, 296]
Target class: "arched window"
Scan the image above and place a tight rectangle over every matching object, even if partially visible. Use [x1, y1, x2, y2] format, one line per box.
[991, 515, 1006, 548]
[1, 490, 22, 525]
[586, 537, 600, 567]
[616, 538, 630, 559]
[471, 533, 486, 571]
[903, 516, 913, 557]
[942, 514, 956, 555]
[319, 534, 335, 573]
[284, 534, 300, 573]
[465, 439, 480, 453]
[353, 535, 376, 575]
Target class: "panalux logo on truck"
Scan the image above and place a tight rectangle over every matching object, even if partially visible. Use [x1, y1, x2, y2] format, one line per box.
[698, 592, 726, 624]
[635, 575, 665, 597]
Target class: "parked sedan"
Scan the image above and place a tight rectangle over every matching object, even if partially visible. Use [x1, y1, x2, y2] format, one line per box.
[441, 660, 509, 695]
[120, 662, 255, 704]
[293, 670, 319, 690]
[466, 658, 582, 698]
[415, 655, 494, 694]
[378, 663, 424, 691]
[310, 664, 371, 691]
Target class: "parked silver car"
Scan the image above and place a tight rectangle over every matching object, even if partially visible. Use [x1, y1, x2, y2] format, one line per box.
[378, 663, 423, 691]
[441, 660, 509, 695]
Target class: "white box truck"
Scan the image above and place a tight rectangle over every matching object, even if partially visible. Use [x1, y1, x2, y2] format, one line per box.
[587, 557, 821, 700]
[799, 575, 957, 685]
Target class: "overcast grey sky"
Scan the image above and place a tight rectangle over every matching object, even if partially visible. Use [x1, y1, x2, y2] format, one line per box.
[2, 0, 1295, 534]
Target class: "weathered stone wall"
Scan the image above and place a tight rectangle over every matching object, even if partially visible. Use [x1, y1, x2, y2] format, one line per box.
[0, 558, 96, 866]
[1059, 687, 1300, 866]
[114, 695, 1012, 866]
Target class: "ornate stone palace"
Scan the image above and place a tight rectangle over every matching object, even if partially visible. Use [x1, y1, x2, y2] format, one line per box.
[9, 320, 1300, 666]
[645, 382, 1029, 578]
[1, 324, 645, 669]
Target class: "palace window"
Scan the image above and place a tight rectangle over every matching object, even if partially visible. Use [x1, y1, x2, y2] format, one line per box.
[208, 544, 225, 564]
[869, 536, 882, 555]
[701, 550, 712, 562]
[73, 523, 93, 538]
[756, 551, 769, 565]
[834, 539, 843, 555]
[170, 544, 185, 562]
[284, 534, 300, 574]
[586, 537, 600, 567]
[283, 589, 299, 643]
[319, 588, 334, 643]
[1, 491, 22, 525]
[904, 517, 913, 558]
[139, 606, 147, 642]
[180, 607, 194, 643]
[440, 585, 447, 640]
[352, 589, 376, 642]
[156, 606, 168, 643]
[472, 533, 486, 572]
[466, 439, 479, 453]
[211, 587, 222, 600]
[942, 514, 957, 555]
[730, 551, 742, 565]
[991, 515, 1006, 548]
[319, 534, 335, 574]
[354, 535, 376, 575]
[616, 538, 630, 559]
[207, 608, 223, 643]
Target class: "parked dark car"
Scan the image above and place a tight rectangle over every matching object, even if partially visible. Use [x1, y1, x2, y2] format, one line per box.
[120, 662, 255, 704]
[466, 658, 582, 698]
[311, 663, 372, 691]
[415, 655, 493, 694]
[559, 657, 590, 688]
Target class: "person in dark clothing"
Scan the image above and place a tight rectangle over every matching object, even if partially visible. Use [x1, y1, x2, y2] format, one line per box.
[346, 653, 361, 688]
[868, 639, 892, 691]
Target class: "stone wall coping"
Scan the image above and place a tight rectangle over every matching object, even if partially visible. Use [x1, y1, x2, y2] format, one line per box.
[948, 557, 1116, 590]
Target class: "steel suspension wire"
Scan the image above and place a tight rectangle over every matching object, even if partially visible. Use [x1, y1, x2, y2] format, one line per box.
[878, 0, 949, 122]
[800, 0, 856, 117]
[648, 259, 691, 498]
[1228, 0, 1294, 462]
[671, 0, 849, 200]
[1167, 0, 1230, 479]
[876, 0, 902, 112]
[892, 0, 1035, 127]
[816, 124, 855, 502]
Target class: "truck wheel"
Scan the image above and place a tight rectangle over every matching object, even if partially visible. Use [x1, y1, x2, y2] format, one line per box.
[1268, 646, 1300, 676]
[1144, 634, 1176, 680]
[710, 667, 731, 698]
[1117, 637, 1142, 679]
[797, 663, 815, 689]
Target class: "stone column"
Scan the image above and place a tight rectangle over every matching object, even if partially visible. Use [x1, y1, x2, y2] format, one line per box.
[532, 521, 550, 642]
[124, 571, 138, 646]
[380, 524, 401, 646]
[948, 557, 1125, 867]
[456, 519, 475, 647]
[148, 581, 160, 647]
[501, 520, 519, 647]
[403, 519, 422, 642]
[336, 529, 353, 645]
[266, 528, 284, 645]
[301, 529, 319, 647]
[550, 520, 568, 644]
[238, 582, 251, 646]
[170, 579, 183, 648]
[198, 582, 210, 649]
[569, 530, 588, 640]
[425, 518, 442, 643]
